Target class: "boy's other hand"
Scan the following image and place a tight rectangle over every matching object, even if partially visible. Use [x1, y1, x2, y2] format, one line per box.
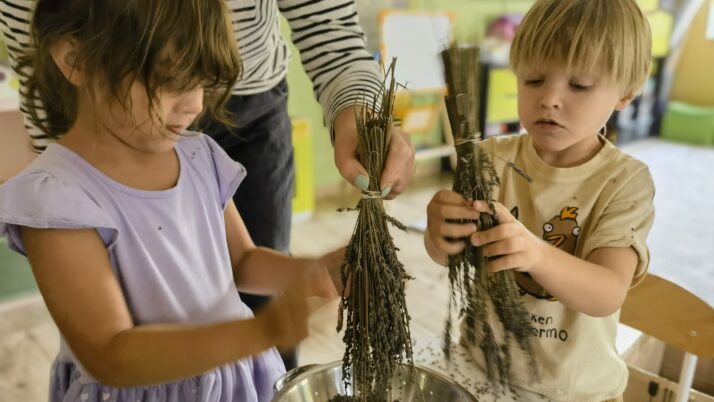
[470, 201, 547, 273]
[426, 190, 481, 256]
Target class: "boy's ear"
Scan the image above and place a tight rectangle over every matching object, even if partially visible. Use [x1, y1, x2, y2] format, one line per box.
[50, 37, 83, 86]
[614, 93, 636, 112]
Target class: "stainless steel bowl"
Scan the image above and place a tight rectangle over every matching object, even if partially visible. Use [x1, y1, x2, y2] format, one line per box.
[272, 361, 477, 402]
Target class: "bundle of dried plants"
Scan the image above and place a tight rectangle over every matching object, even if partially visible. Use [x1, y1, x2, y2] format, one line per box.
[440, 44, 537, 387]
[332, 59, 415, 402]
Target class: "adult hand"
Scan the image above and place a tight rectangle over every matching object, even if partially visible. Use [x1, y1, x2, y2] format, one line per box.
[333, 106, 415, 199]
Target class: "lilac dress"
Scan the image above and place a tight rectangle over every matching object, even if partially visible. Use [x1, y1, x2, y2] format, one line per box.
[0, 133, 285, 402]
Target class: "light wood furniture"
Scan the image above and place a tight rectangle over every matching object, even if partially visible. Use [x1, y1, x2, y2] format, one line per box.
[621, 274, 714, 402]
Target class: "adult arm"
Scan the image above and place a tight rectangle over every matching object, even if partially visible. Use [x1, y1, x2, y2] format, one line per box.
[278, 0, 415, 196]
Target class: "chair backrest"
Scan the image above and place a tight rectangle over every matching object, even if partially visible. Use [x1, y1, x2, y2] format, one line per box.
[621, 274, 714, 358]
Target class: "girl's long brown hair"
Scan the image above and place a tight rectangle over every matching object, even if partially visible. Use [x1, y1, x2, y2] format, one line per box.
[20, 0, 243, 139]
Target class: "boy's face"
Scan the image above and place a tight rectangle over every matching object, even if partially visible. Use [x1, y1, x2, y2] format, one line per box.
[516, 63, 633, 167]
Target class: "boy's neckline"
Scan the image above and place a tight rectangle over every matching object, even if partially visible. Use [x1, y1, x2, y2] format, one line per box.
[522, 134, 617, 182]
[531, 134, 606, 168]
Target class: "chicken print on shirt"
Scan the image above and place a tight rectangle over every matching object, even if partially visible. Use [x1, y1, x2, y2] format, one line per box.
[514, 206, 581, 300]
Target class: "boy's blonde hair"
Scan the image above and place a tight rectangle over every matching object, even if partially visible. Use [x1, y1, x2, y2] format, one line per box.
[510, 0, 652, 96]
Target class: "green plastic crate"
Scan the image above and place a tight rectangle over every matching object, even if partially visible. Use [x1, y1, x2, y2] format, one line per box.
[661, 101, 714, 145]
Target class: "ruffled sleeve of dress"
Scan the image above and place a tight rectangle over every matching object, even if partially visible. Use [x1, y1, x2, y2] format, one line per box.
[0, 169, 119, 255]
[201, 134, 247, 209]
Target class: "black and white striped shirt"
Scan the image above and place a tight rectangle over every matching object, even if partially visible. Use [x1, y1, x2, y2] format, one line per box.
[0, 0, 383, 152]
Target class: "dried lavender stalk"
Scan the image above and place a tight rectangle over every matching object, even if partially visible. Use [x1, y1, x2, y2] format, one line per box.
[333, 59, 415, 402]
[440, 44, 537, 388]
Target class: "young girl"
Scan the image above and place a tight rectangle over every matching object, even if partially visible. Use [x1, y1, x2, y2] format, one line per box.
[425, 0, 654, 401]
[0, 1, 343, 401]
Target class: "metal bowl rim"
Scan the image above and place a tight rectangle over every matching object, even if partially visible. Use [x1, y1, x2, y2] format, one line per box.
[273, 360, 477, 401]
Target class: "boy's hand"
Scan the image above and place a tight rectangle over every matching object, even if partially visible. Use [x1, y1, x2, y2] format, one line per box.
[426, 190, 481, 257]
[470, 200, 546, 273]
[256, 278, 310, 349]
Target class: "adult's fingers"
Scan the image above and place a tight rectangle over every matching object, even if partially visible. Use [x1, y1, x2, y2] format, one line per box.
[379, 127, 415, 199]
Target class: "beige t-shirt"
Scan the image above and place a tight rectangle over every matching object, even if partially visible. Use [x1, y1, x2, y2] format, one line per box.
[460, 133, 655, 401]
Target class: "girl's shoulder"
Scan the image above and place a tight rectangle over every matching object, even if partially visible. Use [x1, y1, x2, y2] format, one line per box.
[176, 132, 247, 209]
[0, 143, 93, 202]
[0, 145, 118, 254]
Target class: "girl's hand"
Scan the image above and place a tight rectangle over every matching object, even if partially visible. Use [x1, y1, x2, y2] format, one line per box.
[255, 278, 310, 349]
[307, 247, 345, 299]
[426, 190, 481, 257]
[470, 200, 546, 273]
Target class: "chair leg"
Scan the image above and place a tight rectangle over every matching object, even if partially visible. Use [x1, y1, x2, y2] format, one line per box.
[675, 352, 698, 402]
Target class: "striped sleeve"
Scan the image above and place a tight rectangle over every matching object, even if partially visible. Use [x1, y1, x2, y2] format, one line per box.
[278, 0, 383, 141]
[1, 0, 51, 153]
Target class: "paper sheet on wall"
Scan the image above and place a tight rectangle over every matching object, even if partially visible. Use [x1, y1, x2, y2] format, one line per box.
[381, 13, 451, 90]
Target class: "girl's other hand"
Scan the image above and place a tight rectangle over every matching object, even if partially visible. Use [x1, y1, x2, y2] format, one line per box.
[470, 200, 546, 273]
[255, 278, 310, 350]
[425, 190, 481, 257]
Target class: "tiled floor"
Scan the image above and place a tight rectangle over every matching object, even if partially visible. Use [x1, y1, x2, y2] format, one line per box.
[0, 170, 454, 402]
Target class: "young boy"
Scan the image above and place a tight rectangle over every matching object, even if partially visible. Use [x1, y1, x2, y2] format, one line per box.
[425, 0, 654, 401]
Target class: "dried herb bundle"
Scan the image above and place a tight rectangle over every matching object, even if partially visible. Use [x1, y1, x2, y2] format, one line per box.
[332, 59, 415, 402]
[440, 44, 537, 387]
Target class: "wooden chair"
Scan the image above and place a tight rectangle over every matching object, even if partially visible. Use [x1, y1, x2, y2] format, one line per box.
[621, 274, 714, 402]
